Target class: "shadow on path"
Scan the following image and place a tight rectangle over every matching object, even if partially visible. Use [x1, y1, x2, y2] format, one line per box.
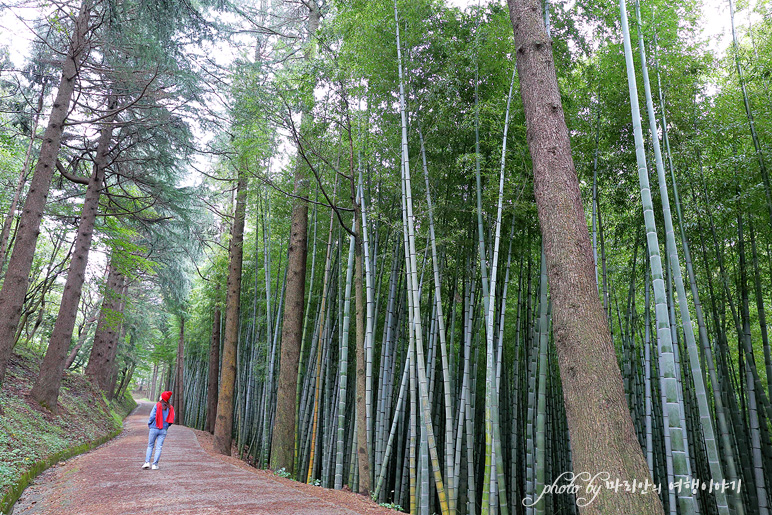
[12, 401, 365, 515]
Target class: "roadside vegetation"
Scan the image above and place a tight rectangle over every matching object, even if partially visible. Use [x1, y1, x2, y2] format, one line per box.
[0, 350, 135, 513]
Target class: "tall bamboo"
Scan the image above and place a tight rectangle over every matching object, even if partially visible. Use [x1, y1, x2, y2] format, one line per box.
[618, 0, 694, 511]
[394, 2, 448, 513]
[632, 2, 726, 512]
[534, 249, 549, 515]
[727, 0, 772, 226]
[335, 235, 356, 489]
[418, 128, 456, 514]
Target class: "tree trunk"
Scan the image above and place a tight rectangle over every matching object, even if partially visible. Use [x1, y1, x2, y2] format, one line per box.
[355, 209, 372, 496]
[30, 101, 116, 410]
[505, 1, 663, 513]
[174, 314, 185, 425]
[0, 0, 92, 385]
[0, 85, 46, 277]
[116, 362, 135, 399]
[270, 171, 308, 472]
[269, 0, 319, 473]
[65, 303, 99, 370]
[84, 256, 126, 391]
[105, 281, 128, 399]
[213, 168, 247, 456]
[206, 300, 221, 434]
[150, 362, 158, 403]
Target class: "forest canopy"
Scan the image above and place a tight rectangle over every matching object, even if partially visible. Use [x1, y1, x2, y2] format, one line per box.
[1, 0, 771, 514]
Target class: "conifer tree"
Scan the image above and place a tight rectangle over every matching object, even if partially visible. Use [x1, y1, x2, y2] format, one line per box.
[505, 0, 662, 512]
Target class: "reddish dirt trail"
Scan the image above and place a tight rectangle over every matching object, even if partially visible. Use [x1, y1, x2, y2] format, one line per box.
[11, 402, 394, 515]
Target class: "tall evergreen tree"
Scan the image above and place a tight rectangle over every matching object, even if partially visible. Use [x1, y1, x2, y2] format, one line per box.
[0, 0, 93, 385]
[270, 0, 321, 474]
[213, 166, 248, 456]
[505, 0, 662, 512]
[29, 97, 117, 410]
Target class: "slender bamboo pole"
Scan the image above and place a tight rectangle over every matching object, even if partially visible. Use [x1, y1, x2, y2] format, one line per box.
[534, 249, 549, 515]
[394, 2, 448, 512]
[307, 199, 337, 483]
[335, 235, 356, 489]
[418, 128, 456, 514]
[632, 4, 725, 511]
[618, 1, 694, 511]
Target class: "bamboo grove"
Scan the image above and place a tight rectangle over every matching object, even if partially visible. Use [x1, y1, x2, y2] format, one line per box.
[4, 0, 772, 513]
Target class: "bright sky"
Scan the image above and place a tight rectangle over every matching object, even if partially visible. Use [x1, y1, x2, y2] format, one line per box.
[0, 0, 754, 68]
[445, 0, 743, 55]
[0, 0, 752, 268]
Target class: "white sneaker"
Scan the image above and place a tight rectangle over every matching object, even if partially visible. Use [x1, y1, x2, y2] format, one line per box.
[151, 464, 159, 470]
[142, 462, 150, 469]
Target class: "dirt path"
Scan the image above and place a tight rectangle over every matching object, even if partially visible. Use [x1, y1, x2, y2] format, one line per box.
[11, 402, 395, 515]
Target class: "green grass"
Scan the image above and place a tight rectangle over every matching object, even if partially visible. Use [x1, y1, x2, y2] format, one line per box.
[0, 352, 136, 514]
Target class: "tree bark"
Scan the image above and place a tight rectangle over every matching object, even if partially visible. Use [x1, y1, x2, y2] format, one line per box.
[30, 101, 116, 410]
[0, 0, 92, 385]
[505, 1, 663, 513]
[355, 210, 371, 496]
[269, 168, 308, 472]
[269, 0, 319, 473]
[84, 256, 126, 391]
[213, 168, 247, 456]
[174, 314, 186, 425]
[206, 300, 221, 434]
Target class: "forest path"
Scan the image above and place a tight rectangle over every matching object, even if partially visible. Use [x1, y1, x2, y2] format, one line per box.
[11, 401, 389, 515]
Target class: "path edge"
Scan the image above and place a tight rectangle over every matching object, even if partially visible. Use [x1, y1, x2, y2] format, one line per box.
[1, 404, 136, 515]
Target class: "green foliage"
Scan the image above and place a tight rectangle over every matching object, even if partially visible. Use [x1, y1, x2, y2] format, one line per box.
[275, 467, 292, 478]
[0, 354, 134, 509]
[8, 0, 772, 511]
[378, 501, 404, 511]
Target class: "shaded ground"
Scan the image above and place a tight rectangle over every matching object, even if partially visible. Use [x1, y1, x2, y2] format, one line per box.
[11, 402, 396, 515]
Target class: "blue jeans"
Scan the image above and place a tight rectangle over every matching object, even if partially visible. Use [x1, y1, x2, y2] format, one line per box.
[146, 427, 167, 465]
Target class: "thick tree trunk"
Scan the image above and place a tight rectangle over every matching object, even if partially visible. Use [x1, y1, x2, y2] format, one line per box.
[505, 1, 663, 513]
[84, 257, 126, 391]
[213, 168, 247, 456]
[30, 103, 115, 410]
[206, 301, 221, 434]
[269, 0, 319, 473]
[174, 315, 186, 425]
[0, 0, 92, 385]
[269, 168, 308, 472]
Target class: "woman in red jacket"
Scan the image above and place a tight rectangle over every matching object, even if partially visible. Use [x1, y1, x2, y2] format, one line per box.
[142, 391, 175, 470]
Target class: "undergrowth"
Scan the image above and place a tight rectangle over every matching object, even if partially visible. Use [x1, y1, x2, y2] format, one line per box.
[0, 350, 135, 512]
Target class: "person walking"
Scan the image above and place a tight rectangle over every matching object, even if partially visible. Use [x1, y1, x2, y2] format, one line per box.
[142, 391, 175, 470]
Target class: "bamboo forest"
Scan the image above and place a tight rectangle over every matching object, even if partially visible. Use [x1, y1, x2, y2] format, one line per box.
[5, 0, 772, 513]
